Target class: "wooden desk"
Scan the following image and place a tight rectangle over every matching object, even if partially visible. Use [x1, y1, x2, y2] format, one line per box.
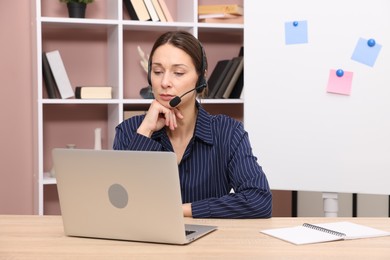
[1, 215, 389, 259]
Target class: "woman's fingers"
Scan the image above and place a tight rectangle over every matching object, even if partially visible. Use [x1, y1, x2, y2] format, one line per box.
[145, 100, 183, 131]
[166, 109, 177, 131]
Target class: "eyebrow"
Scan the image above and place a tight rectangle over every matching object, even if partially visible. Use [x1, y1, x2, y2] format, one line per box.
[152, 63, 190, 69]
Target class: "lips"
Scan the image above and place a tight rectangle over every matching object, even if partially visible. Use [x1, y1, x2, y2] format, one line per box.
[160, 94, 175, 102]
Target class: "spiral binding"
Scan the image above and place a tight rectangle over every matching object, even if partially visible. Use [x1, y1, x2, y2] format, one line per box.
[303, 223, 346, 238]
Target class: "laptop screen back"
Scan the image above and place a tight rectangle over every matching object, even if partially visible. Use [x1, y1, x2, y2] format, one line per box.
[53, 148, 189, 244]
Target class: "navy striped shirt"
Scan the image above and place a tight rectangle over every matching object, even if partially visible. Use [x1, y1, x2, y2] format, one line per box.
[113, 103, 272, 218]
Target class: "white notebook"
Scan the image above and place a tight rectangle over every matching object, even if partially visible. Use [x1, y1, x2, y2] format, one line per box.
[261, 221, 390, 245]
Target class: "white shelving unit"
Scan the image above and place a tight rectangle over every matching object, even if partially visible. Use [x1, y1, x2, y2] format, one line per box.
[33, 0, 244, 215]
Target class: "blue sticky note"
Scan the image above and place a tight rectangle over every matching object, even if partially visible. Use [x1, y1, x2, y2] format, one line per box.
[285, 20, 308, 45]
[351, 37, 382, 67]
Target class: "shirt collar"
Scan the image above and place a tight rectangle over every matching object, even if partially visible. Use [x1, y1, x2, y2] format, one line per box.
[193, 101, 214, 145]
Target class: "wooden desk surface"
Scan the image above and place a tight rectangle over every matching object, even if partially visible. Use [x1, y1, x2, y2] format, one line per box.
[1, 215, 389, 259]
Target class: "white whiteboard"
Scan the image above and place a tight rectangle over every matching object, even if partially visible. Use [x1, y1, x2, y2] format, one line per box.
[244, 0, 390, 195]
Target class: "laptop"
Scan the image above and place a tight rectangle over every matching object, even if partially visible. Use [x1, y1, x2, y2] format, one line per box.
[52, 148, 217, 245]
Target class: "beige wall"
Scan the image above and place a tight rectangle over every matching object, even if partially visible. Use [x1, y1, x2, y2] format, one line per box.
[0, 0, 35, 214]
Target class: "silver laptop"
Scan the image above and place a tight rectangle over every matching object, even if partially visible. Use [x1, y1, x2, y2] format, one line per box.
[52, 148, 217, 245]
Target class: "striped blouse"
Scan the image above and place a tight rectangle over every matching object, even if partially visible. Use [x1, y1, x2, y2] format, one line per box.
[113, 103, 272, 218]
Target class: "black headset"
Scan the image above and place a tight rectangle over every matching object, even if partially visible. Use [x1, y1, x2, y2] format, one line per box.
[147, 41, 207, 94]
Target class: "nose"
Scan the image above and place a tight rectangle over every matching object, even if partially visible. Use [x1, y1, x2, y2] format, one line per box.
[160, 72, 172, 89]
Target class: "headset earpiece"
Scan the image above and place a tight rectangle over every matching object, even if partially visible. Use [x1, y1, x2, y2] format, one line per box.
[196, 43, 207, 93]
[196, 77, 207, 93]
[147, 58, 152, 87]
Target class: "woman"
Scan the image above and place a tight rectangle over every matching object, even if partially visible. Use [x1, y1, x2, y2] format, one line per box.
[113, 31, 272, 218]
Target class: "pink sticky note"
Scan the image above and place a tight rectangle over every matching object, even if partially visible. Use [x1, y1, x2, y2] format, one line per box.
[326, 69, 353, 95]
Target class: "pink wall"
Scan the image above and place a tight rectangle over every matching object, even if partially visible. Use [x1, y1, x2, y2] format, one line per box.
[0, 0, 35, 214]
[0, 0, 243, 215]
[0, 0, 242, 215]
[0, 1, 291, 216]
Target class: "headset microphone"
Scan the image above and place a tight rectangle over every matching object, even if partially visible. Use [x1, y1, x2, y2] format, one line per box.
[169, 84, 206, 107]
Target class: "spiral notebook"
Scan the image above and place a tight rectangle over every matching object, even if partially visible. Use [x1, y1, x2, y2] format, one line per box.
[261, 221, 390, 245]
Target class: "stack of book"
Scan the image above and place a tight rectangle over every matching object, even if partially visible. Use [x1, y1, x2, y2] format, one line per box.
[206, 46, 244, 99]
[42, 50, 112, 99]
[123, 0, 173, 22]
[198, 4, 243, 24]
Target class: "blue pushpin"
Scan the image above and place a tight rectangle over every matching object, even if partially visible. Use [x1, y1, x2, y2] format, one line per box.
[293, 21, 298, 27]
[367, 39, 376, 47]
[336, 69, 344, 77]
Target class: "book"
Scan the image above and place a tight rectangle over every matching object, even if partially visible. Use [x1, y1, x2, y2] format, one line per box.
[228, 46, 244, 99]
[214, 56, 242, 99]
[123, 0, 138, 20]
[222, 56, 243, 98]
[143, 0, 160, 22]
[157, 0, 173, 22]
[198, 13, 240, 19]
[261, 221, 390, 245]
[151, 0, 166, 22]
[211, 59, 233, 99]
[45, 50, 74, 99]
[42, 52, 59, 99]
[205, 59, 230, 98]
[198, 4, 243, 16]
[228, 70, 243, 98]
[123, 0, 151, 21]
[199, 15, 244, 24]
[75, 86, 112, 99]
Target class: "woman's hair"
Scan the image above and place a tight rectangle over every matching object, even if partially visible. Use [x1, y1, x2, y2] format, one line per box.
[149, 31, 208, 95]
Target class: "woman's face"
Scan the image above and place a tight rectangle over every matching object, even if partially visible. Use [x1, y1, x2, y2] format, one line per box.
[150, 44, 198, 108]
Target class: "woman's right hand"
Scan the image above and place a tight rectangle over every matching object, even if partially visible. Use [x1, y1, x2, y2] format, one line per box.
[136, 100, 183, 138]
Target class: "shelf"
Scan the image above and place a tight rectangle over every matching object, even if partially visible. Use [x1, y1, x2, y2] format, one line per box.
[197, 23, 244, 31]
[41, 99, 120, 105]
[202, 99, 244, 104]
[43, 173, 56, 185]
[35, 0, 245, 215]
[121, 98, 244, 105]
[40, 17, 119, 29]
[122, 21, 195, 31]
